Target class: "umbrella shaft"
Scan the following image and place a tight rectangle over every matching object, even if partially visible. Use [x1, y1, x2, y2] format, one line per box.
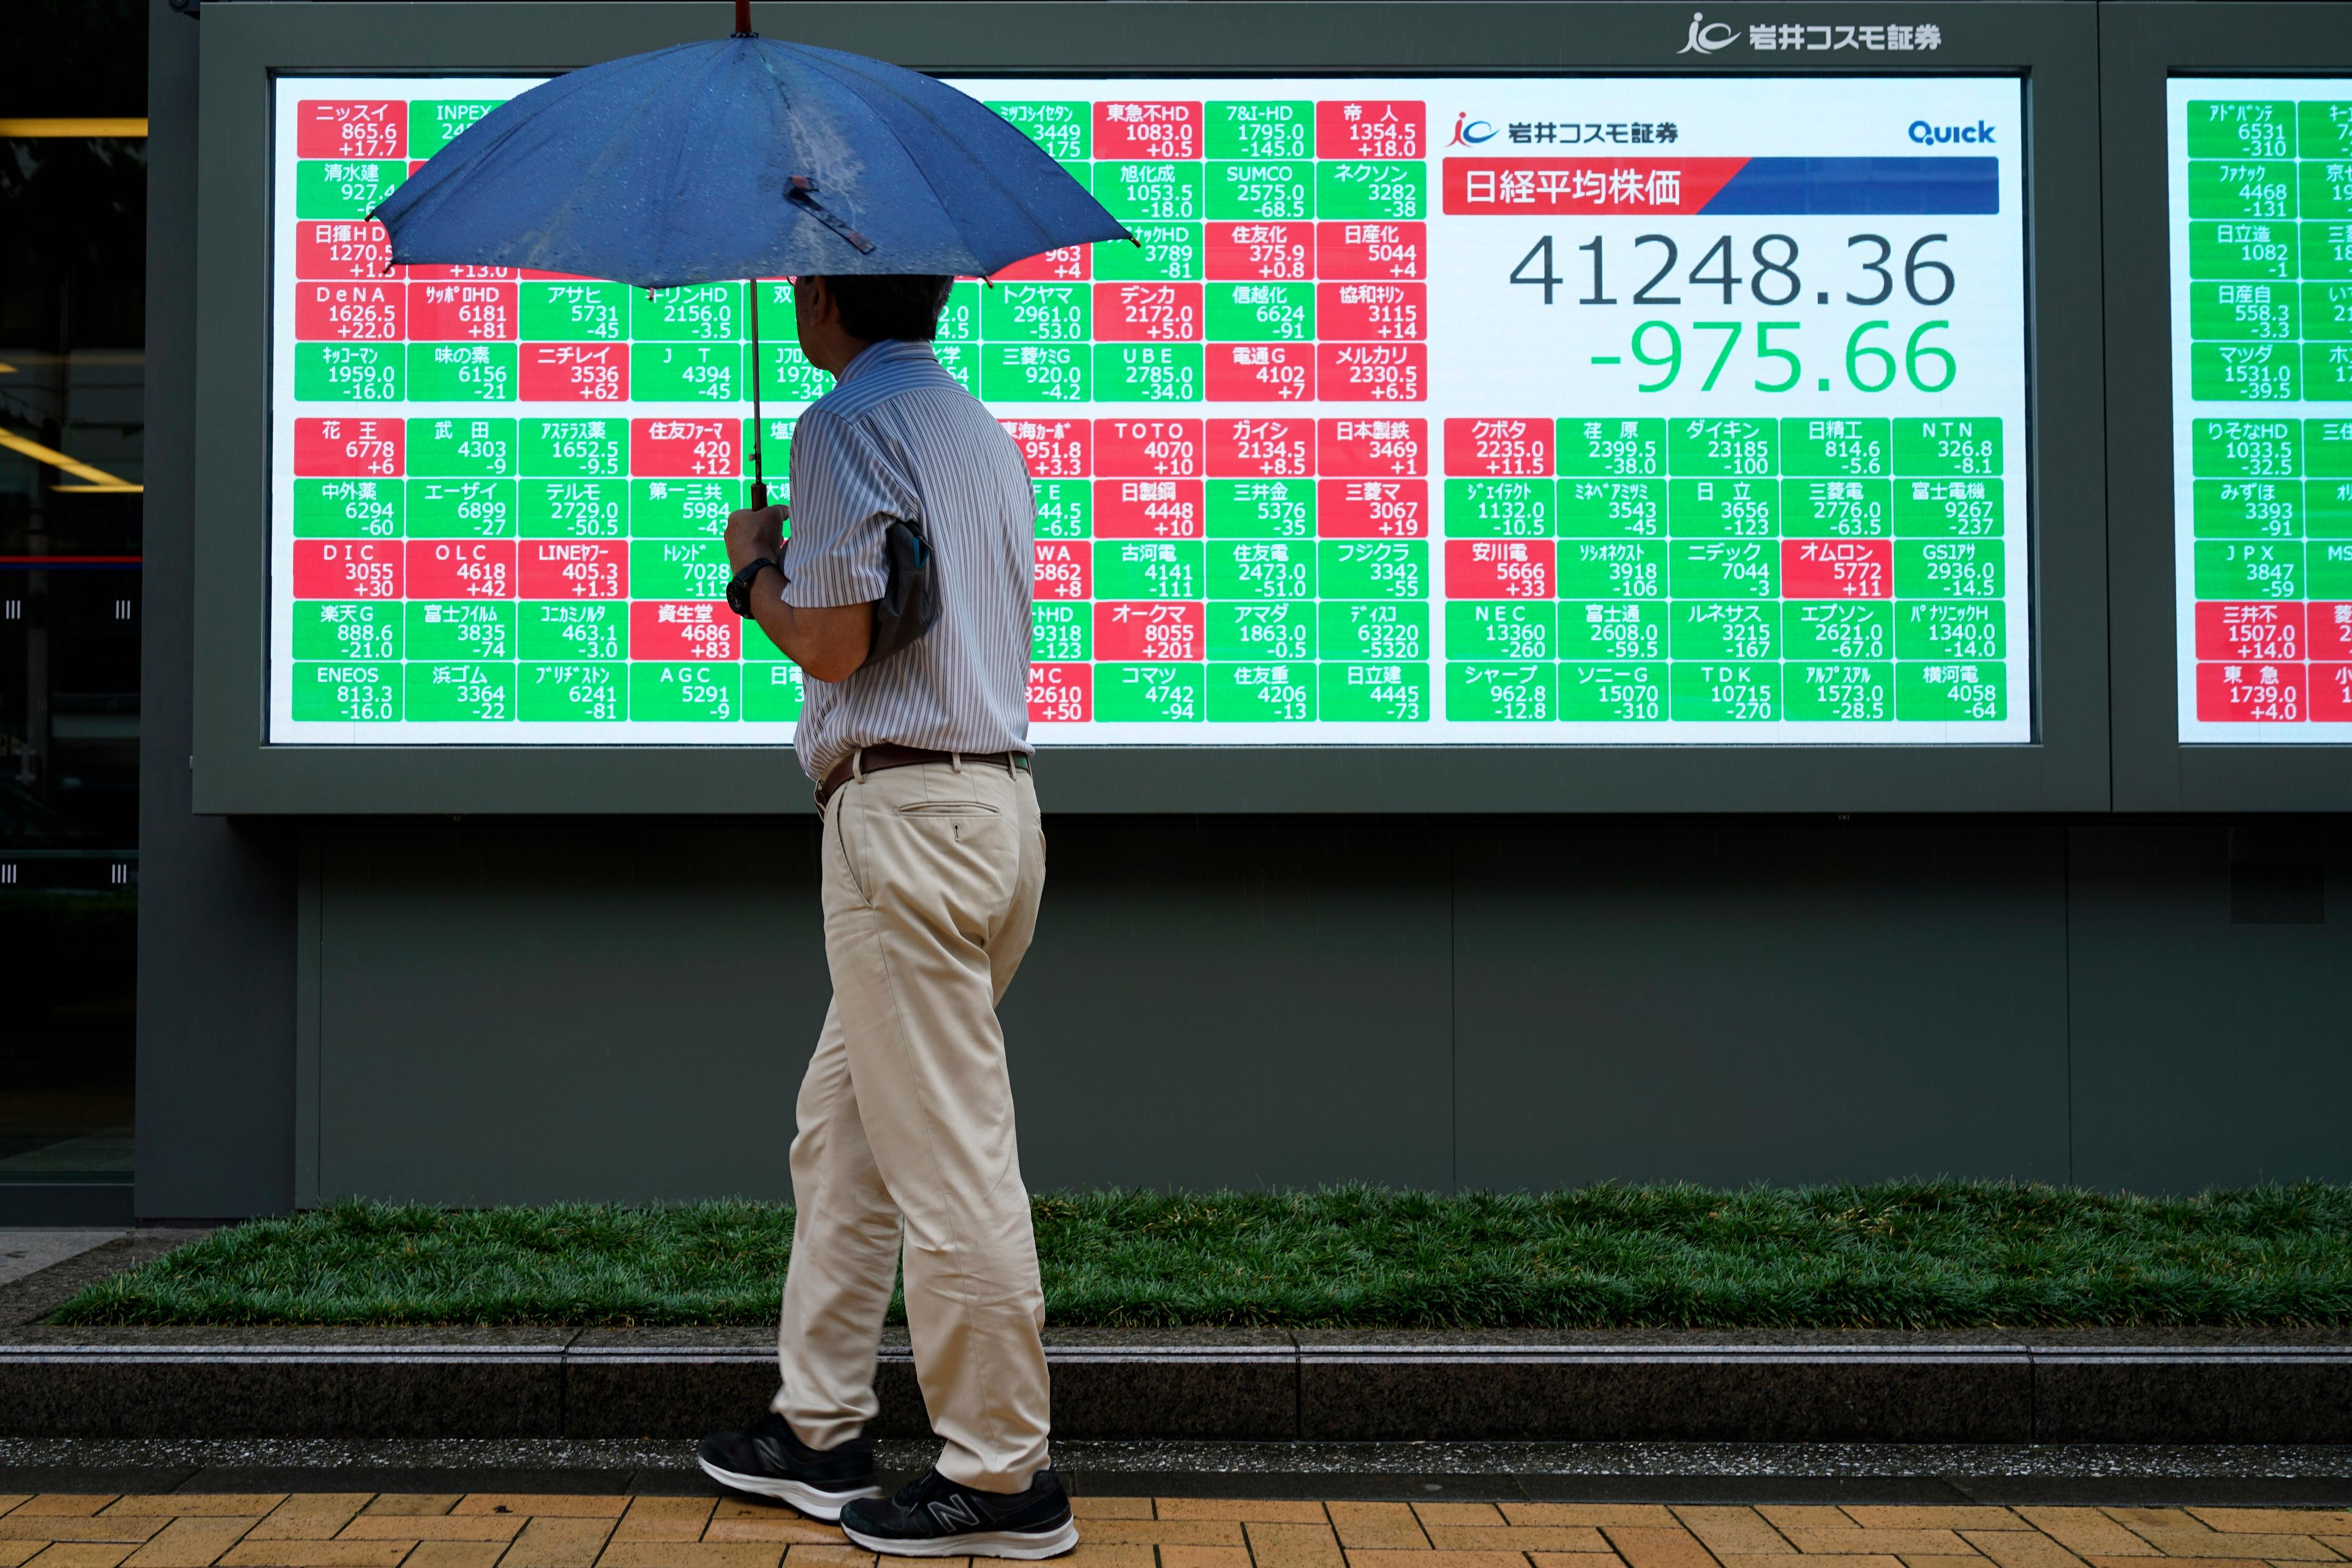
[734, 0, 752, 36]
[747, 277, 766, 510]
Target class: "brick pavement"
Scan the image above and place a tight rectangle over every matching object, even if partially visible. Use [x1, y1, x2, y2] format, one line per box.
[0, 1495, 2346, 1568]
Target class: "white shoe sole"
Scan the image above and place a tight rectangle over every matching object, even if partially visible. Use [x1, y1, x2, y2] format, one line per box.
[696, 1457, 884, 1521]
[840, 1518, 1080, 1559]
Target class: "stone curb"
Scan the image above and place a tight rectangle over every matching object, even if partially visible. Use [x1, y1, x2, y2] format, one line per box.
[5, 1329, 2350, 1442]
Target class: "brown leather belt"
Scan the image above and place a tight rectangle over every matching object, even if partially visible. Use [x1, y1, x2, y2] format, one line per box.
[816, 743, 1030, 812]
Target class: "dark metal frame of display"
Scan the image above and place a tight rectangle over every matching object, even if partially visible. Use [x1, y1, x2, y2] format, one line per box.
[192, 1, 2106, 813]
[2105, 2, 2352, 810]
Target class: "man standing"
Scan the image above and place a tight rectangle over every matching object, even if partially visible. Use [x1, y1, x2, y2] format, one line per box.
[698, 273, 1072, 1561]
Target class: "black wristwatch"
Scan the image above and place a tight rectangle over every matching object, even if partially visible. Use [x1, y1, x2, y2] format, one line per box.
[725, 557, 783, 617]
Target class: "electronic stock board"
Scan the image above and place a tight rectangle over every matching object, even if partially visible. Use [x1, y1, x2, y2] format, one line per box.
[274, 73, 2027, 742]
[196, 3, 2108, 811]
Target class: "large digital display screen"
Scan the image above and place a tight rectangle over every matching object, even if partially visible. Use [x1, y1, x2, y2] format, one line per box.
[272, 75, 2028, 745]
[2169, 80, 2352, 738]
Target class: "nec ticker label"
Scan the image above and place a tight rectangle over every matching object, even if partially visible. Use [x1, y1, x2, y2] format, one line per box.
[270, 76, 2027, 745]
[2168, 81, 2352, 738]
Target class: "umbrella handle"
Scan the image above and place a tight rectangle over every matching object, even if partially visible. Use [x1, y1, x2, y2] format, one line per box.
[751, 480, 769, 509]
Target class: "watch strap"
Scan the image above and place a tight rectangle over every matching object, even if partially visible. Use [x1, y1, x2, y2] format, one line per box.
[726, 556, 783, 617]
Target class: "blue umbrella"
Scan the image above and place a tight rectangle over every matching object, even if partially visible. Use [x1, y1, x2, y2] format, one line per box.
[373, 0, 1128, 502]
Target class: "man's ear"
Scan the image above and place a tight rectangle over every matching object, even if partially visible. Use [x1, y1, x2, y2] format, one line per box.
[802, 276, 835, 325]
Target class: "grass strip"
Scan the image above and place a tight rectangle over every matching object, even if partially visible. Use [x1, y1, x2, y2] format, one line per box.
[51, 1182, 2352, 1329]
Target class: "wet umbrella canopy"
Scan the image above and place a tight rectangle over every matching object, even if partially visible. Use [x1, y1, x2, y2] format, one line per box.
[372, 2, 1129, 497]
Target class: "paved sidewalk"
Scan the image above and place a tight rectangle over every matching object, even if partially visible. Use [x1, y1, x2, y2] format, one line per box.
[1, 1494, 2349, 1568]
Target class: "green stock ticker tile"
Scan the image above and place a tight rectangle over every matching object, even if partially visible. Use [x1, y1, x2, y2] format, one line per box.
[1031, 602, 1091, 663]
[2191, 418, 2301, 478]
[2302, 162, 2352, 221]
[1891, 417, 2000, 476]
[407, 342, 516, 402]
[2305, 221, 2352, 280]
[1207, 161, 1313, 222]
[1785, 660, 1895, 722]
[2309, 478, 2352, 536]
[1558, 418, 1666, 478]
[1787, 600, 1895, 662]
[2194, 538, 2302, 600]
[1212, 600, 1316, 660]
[1670, 660, 1779, 722]
[1098, 344, 1204, 402]
[1896, 659, 2005, 721]
[632, 661, 740, 721]
[1320, 659, 1429, 721]
[1894, 539, 2003, 599]
[1207, 538, 1314, 600]
[1033, 480, 1094, 538]
[2305, 281, 2352, 339]
[1670, 601, 1780, 661]
[2188, 219, 2298, 281]
[985, 100, 1090, 161]
[407, 660, 516, 722]
[742, 660, 806, 722]
[631, 539, 731, 600]
[1447, 660, 1553, 722]
[1095, 539, 1203, 600]
[1096, 160, 1205, 223]
[522, 418, 627, 477]
[933, 282, 983, 342]
[2302, 102, 2352, 160]
[2187, 159, 2297, 222]
[1669, 540, 1777, 599]
[1780, 417, 1890, 477]
[1668, 418, 1777, 478]
[1893, 479, 2001, 538]
[519, 279, 630, 342]
[982, 344, 1089, 402]
[2186, 101, 2295, 161]
[293, 478, 403, 538]
[408, 417, 514, 478]
[1899, 601, 2005, 662]
[407, 99, 499, 158]
[295, 157, 403, 219]
[1206, 100, 1313, 160]
[292, 601, 401, 661]
[631, 478, 737, 538]
[2193, 478, 2303, 539]
[1558, 479, 1663, 538]
[1319, 539, 1424, 600]
[1447, 478, 1555, 538]
[520, 480, 626, 538]
[1558, 538, 1667, 599]
[1205, 282, 1313, 342]
[521, 601, 627, 661]
[1558, 600, 1664, 662]
[1788, 479, 1891, 538]
[1206, 661, 1316, 722]
[405, 600, 514, 662]
[1668, 478, 1780, 538]
[1206, 478, 1312, 537]
[2191, 280, 2299, 341]
[1316, 159, 1424, 222]
[1558, 660, 1664, 722]
[518, 661, 628, 722]
[633, 342, 746, 402]
[1318, 600, 1426, 662]
[2192, 341, 2300, 402]
[295, 342, 403, 402]
[292, 660, 401, 722]
[2313, 540, 2352, 595]
[1448, 600, 1556, 661]
[633, 282, 739, 341]
[1096, 224, 1204, 283]
[1093, 661, 1203, 722]
[983, 282, 1091, 344]
[409, 479, 516, 538]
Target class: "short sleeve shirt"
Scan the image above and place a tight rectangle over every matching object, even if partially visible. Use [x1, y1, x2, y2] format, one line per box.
[781, 339, 1037, 783]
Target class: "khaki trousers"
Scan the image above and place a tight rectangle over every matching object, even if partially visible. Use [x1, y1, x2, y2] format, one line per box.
[774, 756, 1050, 1493]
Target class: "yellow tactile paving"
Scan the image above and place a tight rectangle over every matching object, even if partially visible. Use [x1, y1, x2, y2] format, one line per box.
[0, 1495, 2332, 1568]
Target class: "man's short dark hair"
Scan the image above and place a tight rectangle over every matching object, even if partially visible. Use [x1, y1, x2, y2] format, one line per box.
[819, 274, 956, 343]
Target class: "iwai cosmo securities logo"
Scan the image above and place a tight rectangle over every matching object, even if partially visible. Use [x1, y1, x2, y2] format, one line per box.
[1675, 12, 1945, 55]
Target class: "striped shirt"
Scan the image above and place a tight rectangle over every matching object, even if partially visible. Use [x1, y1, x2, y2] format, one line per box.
[782, 338, 1036, 783]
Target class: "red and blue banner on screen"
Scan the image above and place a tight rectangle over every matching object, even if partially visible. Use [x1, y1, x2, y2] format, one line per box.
[1440, 157, 1997, 215]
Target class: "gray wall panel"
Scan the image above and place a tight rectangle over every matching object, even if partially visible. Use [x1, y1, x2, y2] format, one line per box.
[1452, 821, 2072, 1191]
[2068, 825, 2352, 1193]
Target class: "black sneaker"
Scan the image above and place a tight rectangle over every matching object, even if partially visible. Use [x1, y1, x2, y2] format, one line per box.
[839, 1466, 1077, 1559]
[696, 1411, 884, 1520]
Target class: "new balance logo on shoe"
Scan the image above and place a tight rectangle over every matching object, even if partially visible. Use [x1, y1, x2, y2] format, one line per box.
[928, 1496, 983, 1532]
